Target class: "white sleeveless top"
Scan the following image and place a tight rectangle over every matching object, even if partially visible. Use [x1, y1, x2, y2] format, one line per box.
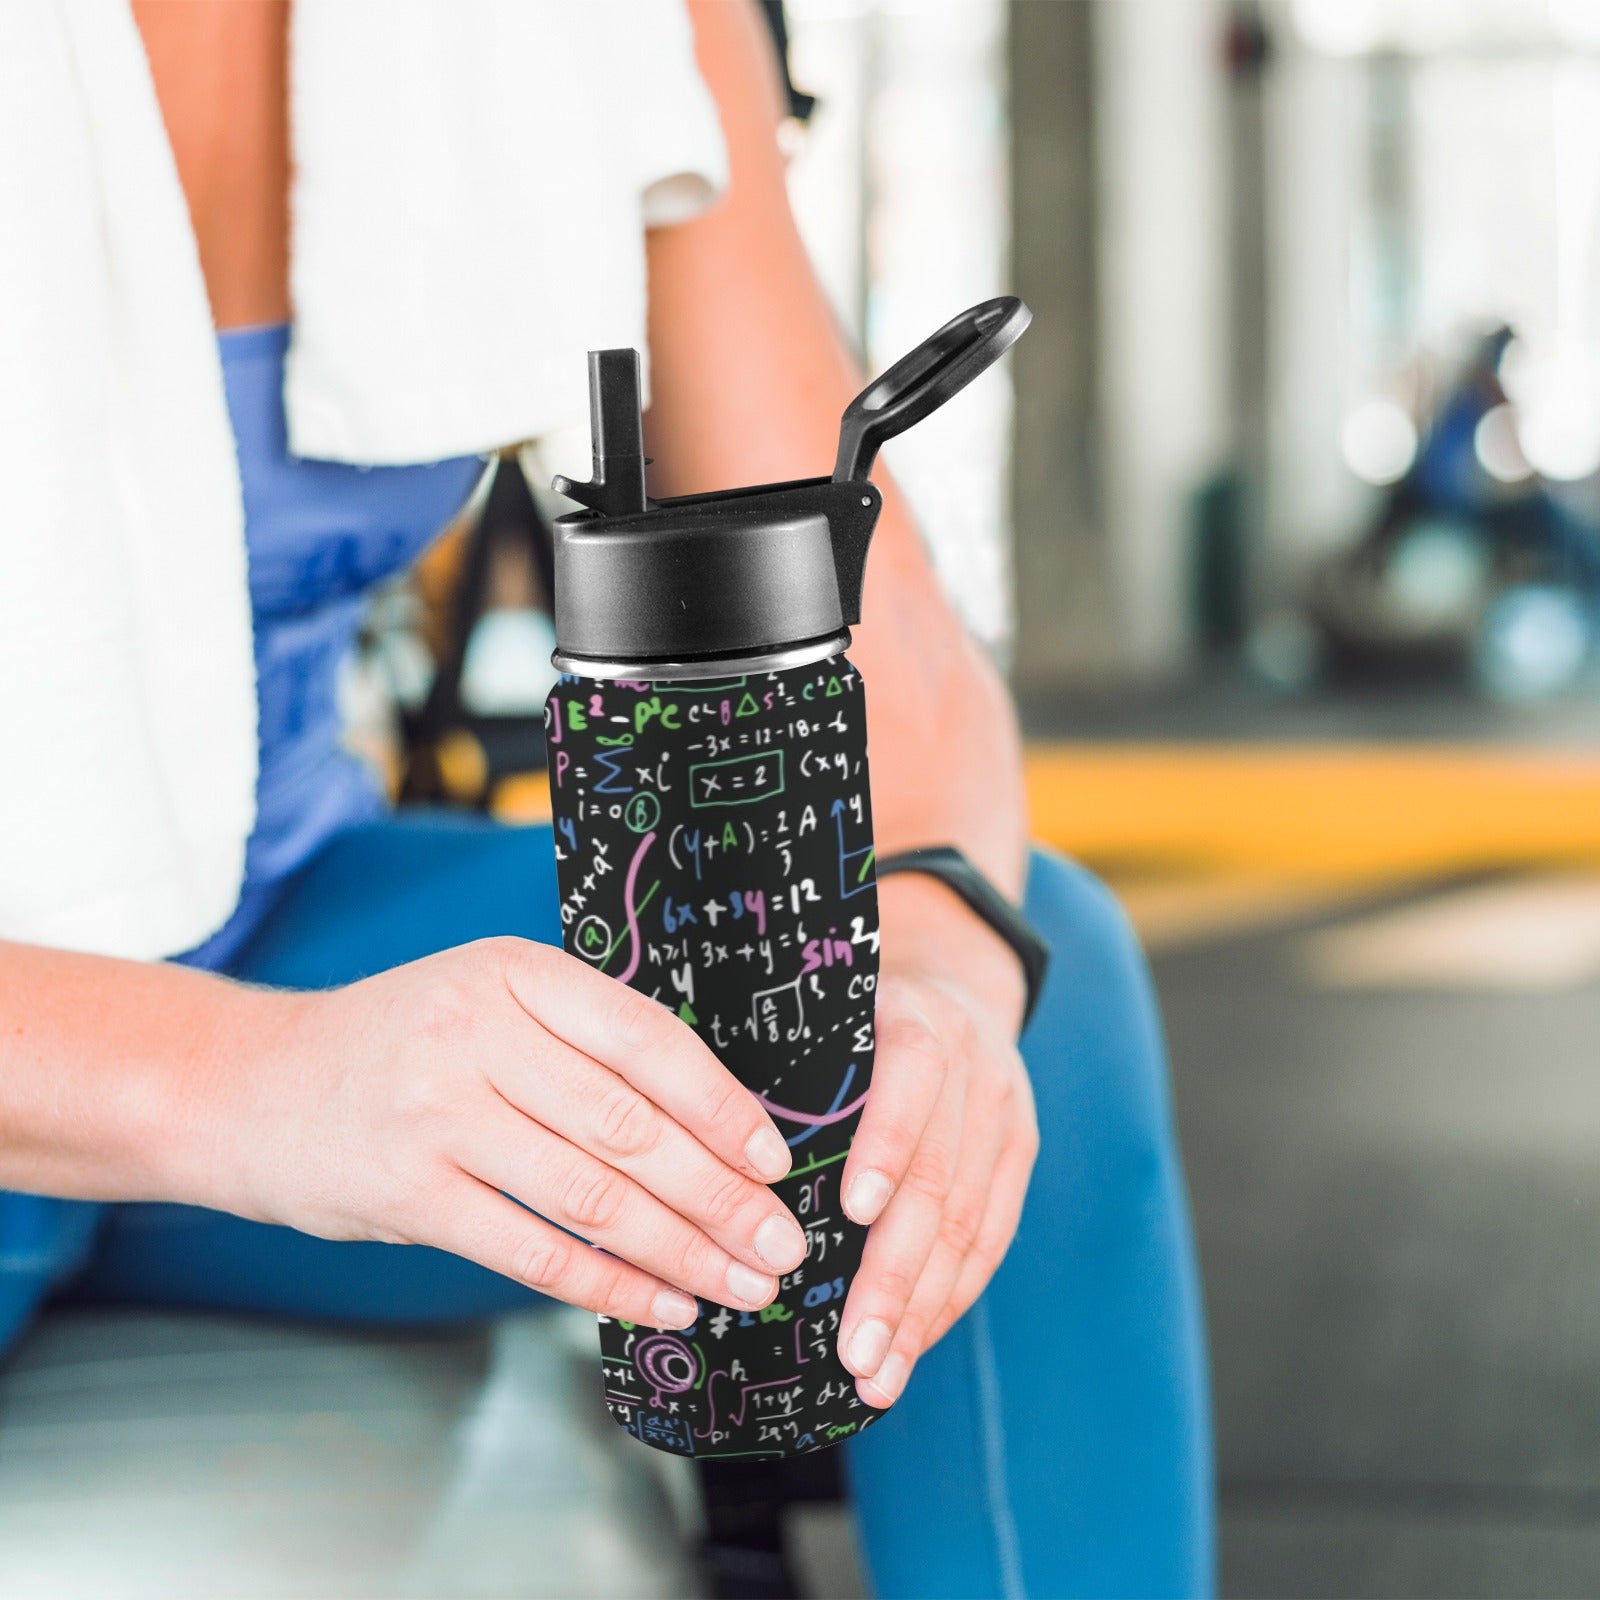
[0, 0, 728, 960]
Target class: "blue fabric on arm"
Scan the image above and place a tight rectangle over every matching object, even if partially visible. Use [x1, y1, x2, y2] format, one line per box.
[177, 323, 486, 971]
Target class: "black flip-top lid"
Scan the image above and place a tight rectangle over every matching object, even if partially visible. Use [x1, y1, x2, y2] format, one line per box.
[549, 296, 1031, 678]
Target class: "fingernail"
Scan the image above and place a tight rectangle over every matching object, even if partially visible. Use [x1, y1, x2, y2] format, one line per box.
[754, 1213, 807, 1273]
[726, 1260, 776, 1306]
[745, 1126, 792, 1182]
[651, 1290, 699, 1328]
[846, 1170, 893, 1225]
[847, 1316, 892, 1376]
[865, 1351, 908, 1404]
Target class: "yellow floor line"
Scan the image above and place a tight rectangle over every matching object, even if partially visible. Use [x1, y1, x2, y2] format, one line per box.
[1024, 744, 1600, 879]
[494, 743, 1600, 949]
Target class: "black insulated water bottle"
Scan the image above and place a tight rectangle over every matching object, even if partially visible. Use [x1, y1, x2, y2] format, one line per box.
[544, 296, 1031, 1459]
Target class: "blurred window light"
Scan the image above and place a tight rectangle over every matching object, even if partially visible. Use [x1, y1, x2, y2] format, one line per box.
[1518, 398, 1600, 480]
[1387, 518, 1491, 621]
[460, 609, 560, 715]
[1474, 583, 1592, 700]
[1550, 0, 1600, 50]
[1341, 398, 1418, 483]
[1245, 609, 1324, 691]
[1291, 0, 1595, 56]
[1509, 349, 1600, 478]
[1289, 0, 1385, 57]
[1472, 402, 1533, 482]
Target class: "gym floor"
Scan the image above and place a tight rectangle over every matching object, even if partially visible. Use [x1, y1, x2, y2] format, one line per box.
[1044, 683, 1600, 1598]
[1162, 874, 1600, 1598]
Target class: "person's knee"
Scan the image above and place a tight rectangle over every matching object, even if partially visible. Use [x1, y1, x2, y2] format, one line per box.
[1021, 847, 1159, 1048]
[1018, 848, 1179, 1194]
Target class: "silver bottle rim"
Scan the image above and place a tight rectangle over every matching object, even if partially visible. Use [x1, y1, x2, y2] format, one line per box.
[551, 629, 851, 683]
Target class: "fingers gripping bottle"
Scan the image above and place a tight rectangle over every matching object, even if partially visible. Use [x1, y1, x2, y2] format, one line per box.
[543, 298, 1031, 1460]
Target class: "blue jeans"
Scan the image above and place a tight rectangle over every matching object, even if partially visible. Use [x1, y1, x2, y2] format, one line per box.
[1, 813, 1214, 1598]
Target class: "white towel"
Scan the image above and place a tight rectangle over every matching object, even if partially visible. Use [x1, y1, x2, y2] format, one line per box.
[0, 0, 259, 963]
[286, 0, 729, 464]
[0, 0, 728, 961]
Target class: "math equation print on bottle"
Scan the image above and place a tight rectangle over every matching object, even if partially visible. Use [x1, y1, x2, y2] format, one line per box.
[545, 656, 883, 1459]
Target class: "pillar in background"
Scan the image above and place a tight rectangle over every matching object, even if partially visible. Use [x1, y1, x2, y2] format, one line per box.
[1008, 0, 1111, 702]
[1094, 0, 1230, 680]
[1010, 0, 1232, 696]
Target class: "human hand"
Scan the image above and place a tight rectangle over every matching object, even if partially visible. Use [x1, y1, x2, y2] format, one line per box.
[836, 873, 1040, 1408]
[198, 938, 810, 1329]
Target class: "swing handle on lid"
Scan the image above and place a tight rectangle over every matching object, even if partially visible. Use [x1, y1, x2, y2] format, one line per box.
[832, 296, 1033, 485]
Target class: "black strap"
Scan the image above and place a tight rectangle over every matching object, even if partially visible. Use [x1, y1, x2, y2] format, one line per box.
[408, 451, 554, 751]
[755, 2, 817, 124]
[398, 451, 558, 805]
[876, 845, 1051, 1030]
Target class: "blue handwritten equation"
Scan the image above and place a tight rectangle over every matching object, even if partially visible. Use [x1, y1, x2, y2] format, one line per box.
[545, 657, 883, 1459]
